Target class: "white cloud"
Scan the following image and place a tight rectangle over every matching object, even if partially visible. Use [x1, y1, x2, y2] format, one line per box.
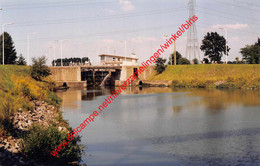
[119, 0, 135, 12]
[210, 24, 248, 30]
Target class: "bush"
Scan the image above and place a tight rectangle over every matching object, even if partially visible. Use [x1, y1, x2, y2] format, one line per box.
[193, 58, 199, 64]
[155, 57, 167, 74]
[20, 125, 82, 165]
[31, 56, 51, 81]
[178, 57, 191, 65]
[16, 54, 27, 65]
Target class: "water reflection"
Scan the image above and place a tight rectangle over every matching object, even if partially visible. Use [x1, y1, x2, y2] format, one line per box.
[57, 88, 260, 111]
[56, 87, 260, 166]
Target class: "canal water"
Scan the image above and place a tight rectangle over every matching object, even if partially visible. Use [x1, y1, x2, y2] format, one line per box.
[56, 87, 260, 166]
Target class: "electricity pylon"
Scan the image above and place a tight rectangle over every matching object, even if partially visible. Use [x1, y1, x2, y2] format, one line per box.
[186, 0, 200, 62]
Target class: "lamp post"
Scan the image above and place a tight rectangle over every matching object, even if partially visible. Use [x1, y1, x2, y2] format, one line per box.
[49, 46, 56, 66]
[27, 32, 36, 66]
[120, 41, 127, 65]
[2, 22, 14, 65]
[56, 40, 67, 66]
[163, 35, 173, 65]
[219, 27, 228, 64]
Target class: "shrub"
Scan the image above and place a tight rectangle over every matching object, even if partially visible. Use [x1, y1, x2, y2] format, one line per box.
[20, 125, 82, 165]
[178, 57, 191, 65]
[31, 56, 51, 81]
[16, 54, 27, 65]
[155, 57, 167, 74]
[193, 58, 199, 64]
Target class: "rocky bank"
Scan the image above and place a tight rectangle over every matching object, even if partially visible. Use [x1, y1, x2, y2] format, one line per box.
[0, 100, 68, 166]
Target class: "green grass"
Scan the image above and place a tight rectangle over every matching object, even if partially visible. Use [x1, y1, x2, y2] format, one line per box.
[149, 64, 260, 89]
[0, 65, 30, 91]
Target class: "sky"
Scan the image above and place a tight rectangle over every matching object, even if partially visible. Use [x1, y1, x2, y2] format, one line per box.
[0, 0, 259, 65]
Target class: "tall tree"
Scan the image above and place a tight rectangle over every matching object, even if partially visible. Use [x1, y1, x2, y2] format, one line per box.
[200, 32, 230, 63]
[0, 32, 17, 64]
[240, 38, 260, 64]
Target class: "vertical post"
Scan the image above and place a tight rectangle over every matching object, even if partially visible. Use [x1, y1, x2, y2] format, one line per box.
[120, 41, 127, 65]
[174, 40, 176, 65]
[2, 25, 4, 65]
[219, 27, 228, 64]
[225, 29, 228, 64]
[124, 41, 126, 65]
[54, 46, 56, 66]
[27, 33, 30, 66]
[57, 40, 66, 66]
[169, 45, 172, 65]
[27, 32, 36, 66]
[60, 41, 63, 66]
[150, 41, 152, 56]
[79, 42, 82, 65]
[2, 22, 13, 65]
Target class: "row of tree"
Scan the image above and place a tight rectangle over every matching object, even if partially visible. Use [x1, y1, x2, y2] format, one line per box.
[52, 57, 90, 66]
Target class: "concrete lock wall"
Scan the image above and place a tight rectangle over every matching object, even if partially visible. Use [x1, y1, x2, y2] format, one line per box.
[119, 66, 155, 81]
[49, 66, 81, 82]
[49, 66, 86, 88]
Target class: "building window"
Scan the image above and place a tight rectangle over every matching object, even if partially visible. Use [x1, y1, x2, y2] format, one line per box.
[118, 58, 120, 61]
[101, 56, 105, 60]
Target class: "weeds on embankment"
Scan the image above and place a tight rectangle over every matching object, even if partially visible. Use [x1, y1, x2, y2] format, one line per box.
[0, 65, 61, 135]
[149, 64, 260, 89]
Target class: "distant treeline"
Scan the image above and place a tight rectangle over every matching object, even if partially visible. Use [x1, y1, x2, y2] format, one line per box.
[52, 57, 90, 66]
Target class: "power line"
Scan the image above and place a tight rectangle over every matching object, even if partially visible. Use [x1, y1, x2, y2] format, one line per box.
[196, 9, 260, 27]
[197, 6, 260, 23]
[11, 7, 185, 27]
[13, 13, 259, 44]
[1, 0, 117, 10]
[211, 0, 260, 11]
[14, 22, 182, 43]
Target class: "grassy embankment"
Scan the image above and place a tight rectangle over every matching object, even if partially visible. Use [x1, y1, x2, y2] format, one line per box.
[149, 64, 260, 89]
[0, 65, 59, 134]
[0, 65, 81, 165]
